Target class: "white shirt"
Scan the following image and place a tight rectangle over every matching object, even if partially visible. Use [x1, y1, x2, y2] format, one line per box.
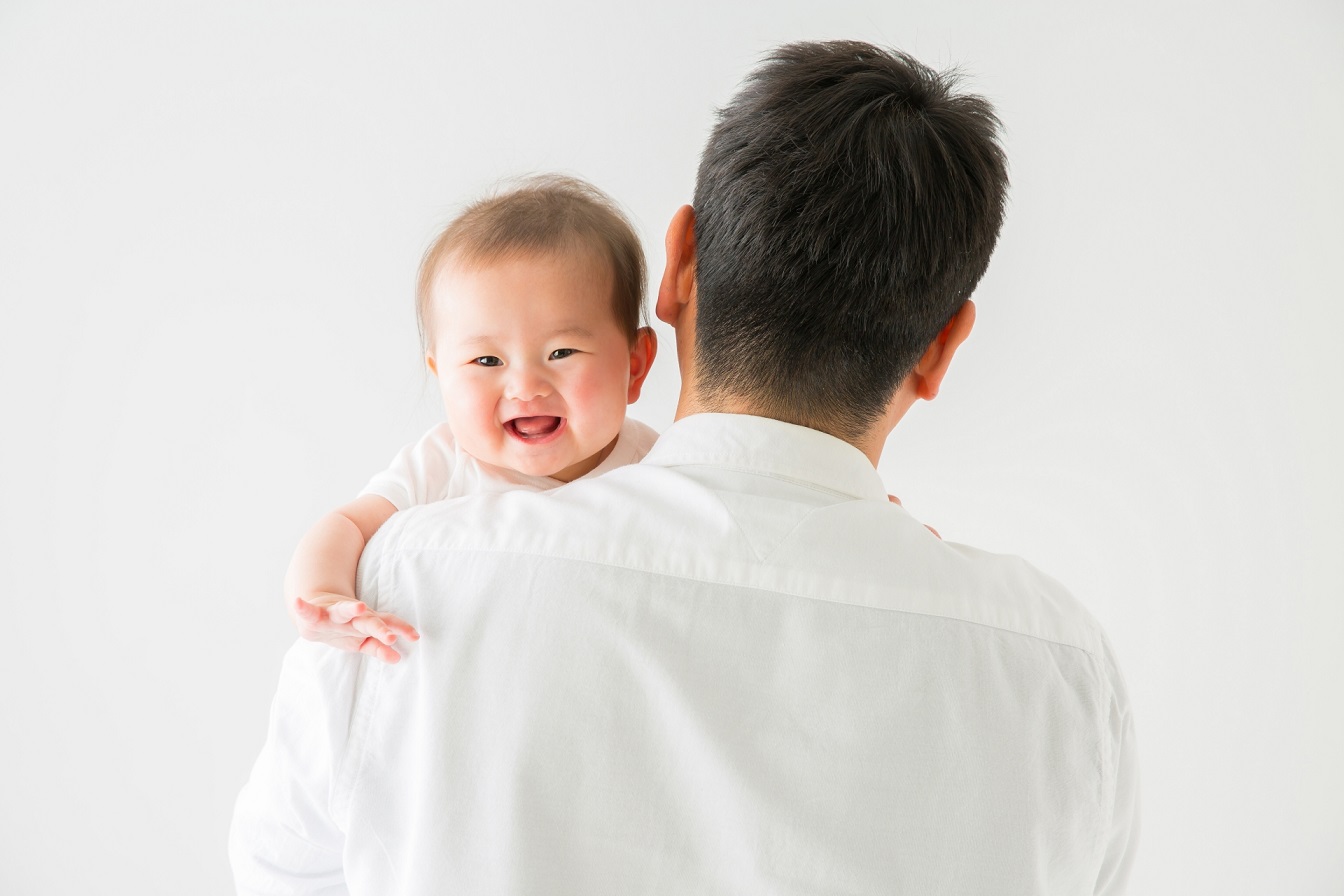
[232, 413, 1139, 895]
[361, 417, 661, 509]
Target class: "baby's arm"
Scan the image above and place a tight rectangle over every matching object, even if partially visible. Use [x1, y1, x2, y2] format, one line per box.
[285, 494, 420, 663]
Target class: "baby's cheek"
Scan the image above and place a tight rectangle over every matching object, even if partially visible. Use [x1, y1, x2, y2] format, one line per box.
[564, 381, 620, 437]
[441, 378, 498, 437]
[573, 367, 627, 414]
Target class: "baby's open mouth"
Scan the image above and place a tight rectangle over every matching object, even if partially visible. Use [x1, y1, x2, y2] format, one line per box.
[505, 416, 563, 441]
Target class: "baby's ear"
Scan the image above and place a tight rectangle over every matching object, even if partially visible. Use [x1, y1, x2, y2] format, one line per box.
[425, 354, 439, 376]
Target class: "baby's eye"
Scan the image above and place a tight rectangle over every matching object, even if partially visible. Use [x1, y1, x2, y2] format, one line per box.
[549, 348, 577, 360]
[472, 356, 503, 367]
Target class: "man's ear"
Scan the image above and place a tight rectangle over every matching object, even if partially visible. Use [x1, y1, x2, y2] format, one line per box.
[626, 327, 658, 403]
[911, 300, 976, 401]
[656, 205, 697, 326]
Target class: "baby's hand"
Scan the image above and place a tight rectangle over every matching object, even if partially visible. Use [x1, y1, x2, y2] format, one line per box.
[292, 594, 420, 664]
[888, 494, 941, 540]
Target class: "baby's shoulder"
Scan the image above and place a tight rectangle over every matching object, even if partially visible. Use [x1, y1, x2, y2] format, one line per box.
[411, 421, 459, 453]
[620, 417, 661, 460]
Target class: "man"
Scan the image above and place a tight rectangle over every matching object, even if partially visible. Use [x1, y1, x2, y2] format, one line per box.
[232, 40, 1138, 894]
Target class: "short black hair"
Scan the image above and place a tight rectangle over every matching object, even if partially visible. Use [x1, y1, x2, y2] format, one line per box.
[692, 41, 1009, 441]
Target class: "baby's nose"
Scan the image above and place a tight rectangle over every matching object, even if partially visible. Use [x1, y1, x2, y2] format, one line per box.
[505, 364, 552, 401]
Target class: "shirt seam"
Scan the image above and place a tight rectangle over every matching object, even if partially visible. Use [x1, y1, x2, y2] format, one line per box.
[333, 533, 398, 831]
[390, 544, 1105, 660]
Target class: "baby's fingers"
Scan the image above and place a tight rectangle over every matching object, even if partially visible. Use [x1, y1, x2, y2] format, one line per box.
[326, 601, 369, 625]
[356, 635, 401, 664]
[293, 597, 324, 626]
[350, 612, 400, 646]
[345, 608, 420, 644]
[375, 613, 420, 643]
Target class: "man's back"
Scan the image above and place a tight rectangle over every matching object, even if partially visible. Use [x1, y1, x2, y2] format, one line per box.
[232, 414, 1137, 894]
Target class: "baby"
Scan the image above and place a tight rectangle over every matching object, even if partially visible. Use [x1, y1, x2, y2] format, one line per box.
[285, 175, 658, 661]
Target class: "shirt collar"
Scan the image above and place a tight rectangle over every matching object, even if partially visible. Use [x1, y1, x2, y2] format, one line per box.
[641, 413, 889, 502]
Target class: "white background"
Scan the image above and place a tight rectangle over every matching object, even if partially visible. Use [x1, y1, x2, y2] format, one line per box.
[2, 1, 1341, 892]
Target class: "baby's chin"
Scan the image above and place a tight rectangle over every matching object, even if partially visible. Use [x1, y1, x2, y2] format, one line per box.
[536, 450, 606, 483]
[494, 443, 598, 482]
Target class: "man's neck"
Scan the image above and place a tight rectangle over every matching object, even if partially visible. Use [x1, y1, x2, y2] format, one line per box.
[673, 389, 895, 467]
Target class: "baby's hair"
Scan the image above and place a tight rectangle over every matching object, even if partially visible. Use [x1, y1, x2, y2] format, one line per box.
[416, 174, 646, 353]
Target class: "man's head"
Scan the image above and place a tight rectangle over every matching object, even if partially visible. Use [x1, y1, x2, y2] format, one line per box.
[662, 41, 1008, 446]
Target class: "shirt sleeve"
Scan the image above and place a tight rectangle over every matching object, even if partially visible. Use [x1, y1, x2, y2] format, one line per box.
[229, 639, 363, 895]
[359, 423, 459, 511]
[1093, 637, 1141, 895]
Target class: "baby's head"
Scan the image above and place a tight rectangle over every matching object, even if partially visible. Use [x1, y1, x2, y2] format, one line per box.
[416, 175, 656, 482]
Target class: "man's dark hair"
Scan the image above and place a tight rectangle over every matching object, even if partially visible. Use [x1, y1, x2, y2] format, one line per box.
[692, 41, 1009, 441]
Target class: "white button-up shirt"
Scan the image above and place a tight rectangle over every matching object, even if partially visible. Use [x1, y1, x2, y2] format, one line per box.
[231, 413, 1138, 895]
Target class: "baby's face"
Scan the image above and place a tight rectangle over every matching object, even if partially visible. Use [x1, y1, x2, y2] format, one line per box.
[426, 249, 644, 482]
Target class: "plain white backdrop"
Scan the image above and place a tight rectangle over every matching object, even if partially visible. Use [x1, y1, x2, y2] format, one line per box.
[2, 1, 1341, 892]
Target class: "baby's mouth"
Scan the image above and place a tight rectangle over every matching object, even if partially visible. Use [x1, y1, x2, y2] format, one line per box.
[505, 416, 564, 441]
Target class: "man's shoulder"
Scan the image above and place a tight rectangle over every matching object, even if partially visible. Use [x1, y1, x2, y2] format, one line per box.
[363, 461, 1109, 662]
[362, 465, 646, 556]
[353, 467, 659, 626]
[757, 497, 1111, 659]
[939, 539, 1108, 658]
